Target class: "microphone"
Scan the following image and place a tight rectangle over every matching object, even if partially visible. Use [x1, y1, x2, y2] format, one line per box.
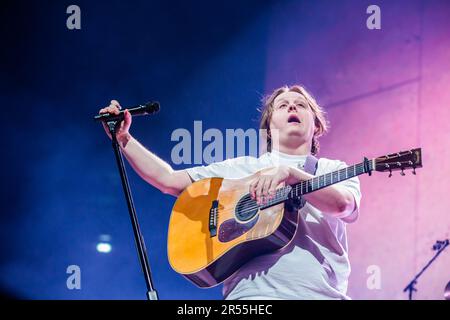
[94, 101, 160, 122]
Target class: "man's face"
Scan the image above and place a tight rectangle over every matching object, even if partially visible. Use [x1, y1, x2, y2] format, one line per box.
[269, 91, 316, 149]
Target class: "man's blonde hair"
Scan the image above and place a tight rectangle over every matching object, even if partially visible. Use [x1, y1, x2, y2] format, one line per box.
[259, 85, 329, 155]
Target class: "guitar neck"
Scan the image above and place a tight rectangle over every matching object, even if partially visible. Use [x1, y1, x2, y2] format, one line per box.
[260, 158, 374, 209]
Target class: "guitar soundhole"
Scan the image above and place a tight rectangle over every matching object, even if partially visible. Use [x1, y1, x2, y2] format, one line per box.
[235, 194, 259, 222]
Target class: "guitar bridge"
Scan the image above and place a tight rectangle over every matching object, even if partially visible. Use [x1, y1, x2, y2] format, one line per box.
[209, 200, 219, 237]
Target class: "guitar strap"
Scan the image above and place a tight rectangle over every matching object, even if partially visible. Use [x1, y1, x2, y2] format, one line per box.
[303, 154, 319, 176]
[289, 154, 319, 210]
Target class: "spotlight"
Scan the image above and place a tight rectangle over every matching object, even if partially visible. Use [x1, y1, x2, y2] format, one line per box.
[96, 242, 112, 253]
[96, 234, 112, 253]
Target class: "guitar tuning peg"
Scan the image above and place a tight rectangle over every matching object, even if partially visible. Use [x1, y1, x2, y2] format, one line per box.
[400, 168, 406, 176]
[412, 167, 416, 175]
[388, 168, 392, 178]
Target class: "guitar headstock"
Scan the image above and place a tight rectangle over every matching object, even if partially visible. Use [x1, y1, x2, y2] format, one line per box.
[374, 148, 422, 176]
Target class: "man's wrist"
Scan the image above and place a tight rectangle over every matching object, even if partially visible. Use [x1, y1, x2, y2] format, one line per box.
[287, 166, 312, 185]
[286, 166, 300, 185]
[117, 133, 132, 149]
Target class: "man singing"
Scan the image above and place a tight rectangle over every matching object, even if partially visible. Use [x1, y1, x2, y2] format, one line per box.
[99, 85, 361, 300]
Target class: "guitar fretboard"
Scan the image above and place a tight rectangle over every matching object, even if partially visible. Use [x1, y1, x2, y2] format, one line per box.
[260, 159, 373, 209]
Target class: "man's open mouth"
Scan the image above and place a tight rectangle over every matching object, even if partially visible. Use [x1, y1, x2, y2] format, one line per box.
[287, 114, 301, 124]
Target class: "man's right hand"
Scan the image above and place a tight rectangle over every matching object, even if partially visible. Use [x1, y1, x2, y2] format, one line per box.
[98, 100, 132, 147]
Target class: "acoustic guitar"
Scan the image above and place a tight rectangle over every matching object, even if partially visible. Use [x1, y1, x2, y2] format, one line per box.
[168, 148, 422, 288]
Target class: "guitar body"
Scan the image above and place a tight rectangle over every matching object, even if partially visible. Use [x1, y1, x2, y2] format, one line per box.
[167, 173, 299, 288]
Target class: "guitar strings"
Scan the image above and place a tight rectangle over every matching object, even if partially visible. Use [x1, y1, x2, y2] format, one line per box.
[219, 159, 415, 216]
[209, 163, 367, 217]
[211, 160, 414, 217]
[226, 163, 366, 209]
[214, 163, 367, 213]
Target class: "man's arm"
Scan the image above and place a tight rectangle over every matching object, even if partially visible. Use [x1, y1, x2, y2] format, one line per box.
[250, 165, 355, 219]
[287, 167, 356, 218]
[120, 134, 192, 197]
[99, 100, 192, 197]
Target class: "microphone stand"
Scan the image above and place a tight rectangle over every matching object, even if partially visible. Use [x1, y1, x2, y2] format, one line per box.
[403, 239, 449, 300]
[106, 120, 159, 300]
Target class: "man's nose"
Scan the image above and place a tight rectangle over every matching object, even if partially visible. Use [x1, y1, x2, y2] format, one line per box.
[288, 104, 297, 112]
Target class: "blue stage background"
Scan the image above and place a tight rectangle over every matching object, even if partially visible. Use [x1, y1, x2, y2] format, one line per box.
[2, 0, 450, 300]
[0, 0, 273, 299]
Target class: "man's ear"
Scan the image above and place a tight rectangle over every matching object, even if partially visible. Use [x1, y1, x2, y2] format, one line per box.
[314, 126, 319, 135]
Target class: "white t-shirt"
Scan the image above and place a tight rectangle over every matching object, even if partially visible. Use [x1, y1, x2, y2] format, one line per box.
[185, 149, 362, 300]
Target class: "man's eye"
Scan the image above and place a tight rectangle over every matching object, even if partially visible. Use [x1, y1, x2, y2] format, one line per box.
[278, 104, 287, 109]
[296, 104, 306, 108]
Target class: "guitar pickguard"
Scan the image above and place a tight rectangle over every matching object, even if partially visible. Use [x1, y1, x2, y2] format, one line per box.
[218, 216, 258, 242]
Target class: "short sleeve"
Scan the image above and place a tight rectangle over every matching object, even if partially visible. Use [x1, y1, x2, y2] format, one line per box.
[185, 156, 263, 182]
[185, 159, 234, 182]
